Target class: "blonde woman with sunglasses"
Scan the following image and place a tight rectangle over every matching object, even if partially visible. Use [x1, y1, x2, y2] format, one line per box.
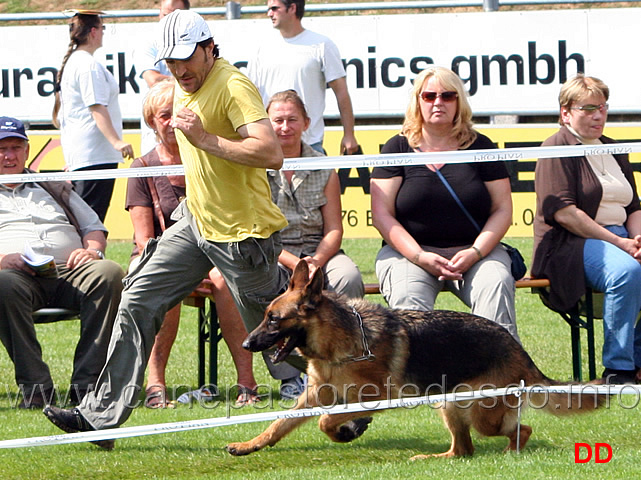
[370, 66, 519, 341]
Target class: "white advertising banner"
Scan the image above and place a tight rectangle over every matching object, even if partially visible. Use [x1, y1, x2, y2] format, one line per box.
[1, 8, 639, 123]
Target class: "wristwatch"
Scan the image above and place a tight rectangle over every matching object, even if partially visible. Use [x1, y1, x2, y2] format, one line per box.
[88, 248, 105, 260]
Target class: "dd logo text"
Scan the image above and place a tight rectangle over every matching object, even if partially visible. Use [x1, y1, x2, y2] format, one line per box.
[574, 443, 612, 463]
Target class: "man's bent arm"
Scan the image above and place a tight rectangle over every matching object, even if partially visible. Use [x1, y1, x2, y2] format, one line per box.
[82, 230, 108, 253]
[67, 231, 108, 268]
[172, 110, 283, 169]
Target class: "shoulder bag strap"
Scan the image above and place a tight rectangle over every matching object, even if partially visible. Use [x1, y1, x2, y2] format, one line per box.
[434, 168, 481, 233]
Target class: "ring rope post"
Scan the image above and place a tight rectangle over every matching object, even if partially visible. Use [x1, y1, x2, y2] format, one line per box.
[515, 379, 526, 454]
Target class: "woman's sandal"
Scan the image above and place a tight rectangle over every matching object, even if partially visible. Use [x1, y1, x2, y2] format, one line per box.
[235, 386, 259, 407]
[145, 388, 175, 409]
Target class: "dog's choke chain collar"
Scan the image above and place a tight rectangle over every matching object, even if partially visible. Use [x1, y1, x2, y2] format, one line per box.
[344, 306, 376, 363]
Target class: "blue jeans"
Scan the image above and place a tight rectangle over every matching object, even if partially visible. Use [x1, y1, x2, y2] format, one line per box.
[584, 225, 641, 370]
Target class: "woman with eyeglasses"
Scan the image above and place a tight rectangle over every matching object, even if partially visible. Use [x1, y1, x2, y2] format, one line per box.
[266, 90, 364, 301]
[370, 66, 519, 341]
[52, 10, 133, 222]
[533, 74, 641, 384]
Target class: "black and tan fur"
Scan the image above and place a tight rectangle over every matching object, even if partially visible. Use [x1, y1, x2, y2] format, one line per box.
[226, 261, 602, 459]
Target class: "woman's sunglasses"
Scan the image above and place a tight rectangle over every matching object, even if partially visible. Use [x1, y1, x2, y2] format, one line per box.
[420, 91, 458, 103]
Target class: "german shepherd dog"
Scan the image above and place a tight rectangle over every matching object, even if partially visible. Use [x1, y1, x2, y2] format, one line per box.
[226, 261, 602, 459]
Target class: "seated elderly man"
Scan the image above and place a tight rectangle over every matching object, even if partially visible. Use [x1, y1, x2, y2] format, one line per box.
[0, 117, 124, 409]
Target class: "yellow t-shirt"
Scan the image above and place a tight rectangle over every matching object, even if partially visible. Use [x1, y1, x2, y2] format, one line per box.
[173, 58, 287, 242]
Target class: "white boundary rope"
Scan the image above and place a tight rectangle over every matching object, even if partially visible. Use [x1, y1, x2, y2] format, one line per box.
[3, 142, 640, 448]
[4, 142, 641, 185]
[1, 383, 639, 449]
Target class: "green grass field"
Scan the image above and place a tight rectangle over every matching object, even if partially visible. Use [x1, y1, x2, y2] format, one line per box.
[0, 238, 637, 480]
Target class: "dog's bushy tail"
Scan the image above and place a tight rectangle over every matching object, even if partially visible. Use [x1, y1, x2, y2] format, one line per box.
[500, 346, 605, 414]
[525, 375, 605, 415]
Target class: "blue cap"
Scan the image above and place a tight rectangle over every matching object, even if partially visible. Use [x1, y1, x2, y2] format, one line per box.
[0, 117, 28, 141]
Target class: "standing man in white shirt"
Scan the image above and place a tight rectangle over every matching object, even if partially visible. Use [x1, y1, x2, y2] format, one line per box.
[247, 0, 359, 154]
[134, 0, 189, 155]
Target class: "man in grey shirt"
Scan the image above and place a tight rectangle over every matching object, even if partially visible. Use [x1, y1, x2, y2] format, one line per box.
[0, 116, 124, 410]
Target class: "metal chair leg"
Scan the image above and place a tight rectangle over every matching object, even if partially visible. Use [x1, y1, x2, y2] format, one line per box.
[208, 300, 220, 387]
[197, 303, 208, 388]
[570, 320, 582, 382]
[584, 289, 596, 380]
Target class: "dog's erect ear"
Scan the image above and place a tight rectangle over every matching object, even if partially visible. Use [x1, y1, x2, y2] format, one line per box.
[290, 260, 324, 308]
[308, 264, 324, 296]
[300, 263, 324, 308]
[289, 260, 310, 292]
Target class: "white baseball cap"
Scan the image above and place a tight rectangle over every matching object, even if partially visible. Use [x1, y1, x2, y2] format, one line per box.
[155, 10, 212, 65]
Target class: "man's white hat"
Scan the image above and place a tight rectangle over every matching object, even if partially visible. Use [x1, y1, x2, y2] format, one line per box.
[155, 10, 212, 65]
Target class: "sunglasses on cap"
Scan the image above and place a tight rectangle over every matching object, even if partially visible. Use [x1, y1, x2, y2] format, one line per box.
[420, 91, 458, 102]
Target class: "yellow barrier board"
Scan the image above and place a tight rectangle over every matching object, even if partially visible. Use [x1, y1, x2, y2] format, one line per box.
[26, 124, 641, 240]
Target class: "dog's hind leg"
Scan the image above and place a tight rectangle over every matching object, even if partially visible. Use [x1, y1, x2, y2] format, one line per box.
[469, 402, 533, 454]
[318, 413, 374, 443]
[496, 405, 532, 453]
[505, 423, 532, 453]
[412, 405, 475, 460]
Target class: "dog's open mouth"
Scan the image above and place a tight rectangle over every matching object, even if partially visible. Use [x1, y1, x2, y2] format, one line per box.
[271, 335, 298, 364]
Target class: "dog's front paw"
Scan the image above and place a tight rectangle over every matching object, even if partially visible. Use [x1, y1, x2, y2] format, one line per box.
[335, 416, 373, 443]
[225, 442, 261, 456]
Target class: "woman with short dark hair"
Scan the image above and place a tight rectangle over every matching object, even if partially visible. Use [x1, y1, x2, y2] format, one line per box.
[532, 73, 641, 384]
